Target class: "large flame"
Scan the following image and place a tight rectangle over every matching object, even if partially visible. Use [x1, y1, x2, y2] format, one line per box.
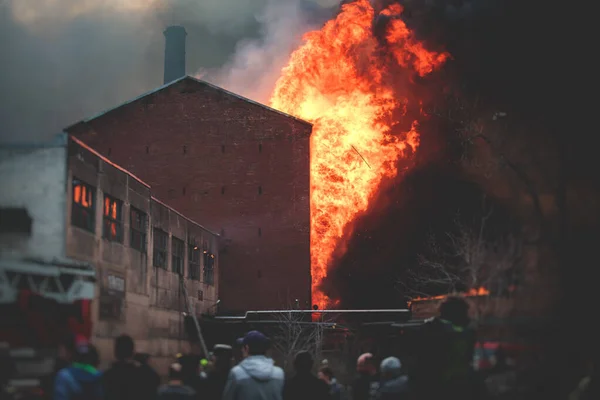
[270, 0, 448, 308]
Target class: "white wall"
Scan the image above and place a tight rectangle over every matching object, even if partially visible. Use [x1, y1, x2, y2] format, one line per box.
[0, 134, 68, 259]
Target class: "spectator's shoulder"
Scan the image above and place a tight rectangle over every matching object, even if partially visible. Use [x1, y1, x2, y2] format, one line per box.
[272, 365, 285, 380]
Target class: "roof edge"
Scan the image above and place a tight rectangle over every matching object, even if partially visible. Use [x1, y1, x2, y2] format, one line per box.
[151, 196, 220, 238]
[65, 76, 312, 131]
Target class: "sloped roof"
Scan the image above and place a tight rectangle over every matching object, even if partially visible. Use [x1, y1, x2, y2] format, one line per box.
[65, 76, 311, 130]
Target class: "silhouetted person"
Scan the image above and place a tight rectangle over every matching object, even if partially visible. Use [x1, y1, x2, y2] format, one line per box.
[204, 344, 233, 400]
[413, 296, 481, 400]
[54, 342, 103, 400]
[375, 357, 409, 400]
[41, 333, 77, 399]
[319, 366, 342, 400]
[352, 353, 379, 400]
[177, 342, 206, 394]
[103, 334, 142, 400]
[158, 362, 196, 400]
[134, 352, 161, 400]
[284, 351, 329, 400]
[223, 330, 284, 400]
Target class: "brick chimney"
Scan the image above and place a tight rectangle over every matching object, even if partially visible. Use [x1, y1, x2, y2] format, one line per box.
[163, 25, 187, 84]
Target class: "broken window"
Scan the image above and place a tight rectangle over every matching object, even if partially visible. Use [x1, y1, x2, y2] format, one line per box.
[103, 195, 123, 242]
[153, 228, 168, 269]
[0, 208, 32, 234]
[203, 242, 215, 285]
[172, 236, 184, 275]
[130, 207, 147, 252]
[188, 243, 201, 281]
[72, 178, 95, 232]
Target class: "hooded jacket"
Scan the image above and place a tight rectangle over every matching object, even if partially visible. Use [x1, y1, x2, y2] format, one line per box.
[54, 364, 103, 400]
[376, 375, 409, 400]
[222, 355, 284, 400]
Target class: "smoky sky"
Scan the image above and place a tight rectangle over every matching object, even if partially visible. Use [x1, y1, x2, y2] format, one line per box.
[0, 0, 337, 143]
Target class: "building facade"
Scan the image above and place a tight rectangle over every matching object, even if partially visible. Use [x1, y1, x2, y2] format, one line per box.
[67, 76, 312, 313]
[66, 136, 219, 371]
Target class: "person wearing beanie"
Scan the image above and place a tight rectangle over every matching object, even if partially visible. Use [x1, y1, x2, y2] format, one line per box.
[158, 362, 196, 400]
[353, 353, 379, 400]
[54, 342, 103, 400]
[375, 357, 409, 400]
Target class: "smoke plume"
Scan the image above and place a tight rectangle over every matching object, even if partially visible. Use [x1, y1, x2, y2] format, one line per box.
[0, 0, 333, 143]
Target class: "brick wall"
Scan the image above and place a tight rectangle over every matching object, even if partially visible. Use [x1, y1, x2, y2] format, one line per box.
[68, 77, 312, 313]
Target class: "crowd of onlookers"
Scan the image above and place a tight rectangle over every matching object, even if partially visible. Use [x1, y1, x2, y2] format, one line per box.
[2, 296, 598, 399]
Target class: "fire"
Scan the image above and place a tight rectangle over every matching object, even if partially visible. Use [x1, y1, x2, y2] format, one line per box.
[270, 0, 449, 308]
[408, 287, 491, 306]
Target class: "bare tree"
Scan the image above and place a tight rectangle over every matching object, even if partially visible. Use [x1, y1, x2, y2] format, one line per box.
[400, 199, 523, 324]
[271, 309, 332, 372]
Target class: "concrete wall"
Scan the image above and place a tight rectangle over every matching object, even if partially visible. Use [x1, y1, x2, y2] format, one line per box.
[68, 77, 312, 313]
[66, 138, 219, 374]
[0, 134, 68, 259]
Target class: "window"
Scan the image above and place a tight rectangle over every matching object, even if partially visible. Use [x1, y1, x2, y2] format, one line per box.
[258, 186, 262, 195]
[130, 207, 147, 252]
[203, 245, 215, 285]
[188, 243, 201, 281]
[259, 143, 262, 153]
[153, 228, 168, 269]
[0, 208, 32, 234]
[72, 178, 95, 232]
[103, 195, 123, 242]
[172, 237, 184, 275]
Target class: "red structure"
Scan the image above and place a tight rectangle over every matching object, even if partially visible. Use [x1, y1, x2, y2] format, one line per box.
[66, 76, 312, 313]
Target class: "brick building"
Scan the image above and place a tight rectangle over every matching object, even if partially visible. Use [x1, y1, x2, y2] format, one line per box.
[67, 76, 312, 313]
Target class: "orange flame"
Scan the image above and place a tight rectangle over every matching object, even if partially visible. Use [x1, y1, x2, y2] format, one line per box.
[270, 0, 449, 308]
[408, 287, 491, 307]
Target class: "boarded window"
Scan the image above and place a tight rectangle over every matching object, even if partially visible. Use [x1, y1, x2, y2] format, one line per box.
[130, 207, 147, 252]
[153, 228, 168, 269]
[172, 236, 184, 275]
[102, 195, 123, 242]
[188, 243, 201, 281]
[0, 208, 32, 234]
[72, 178, 95, 232]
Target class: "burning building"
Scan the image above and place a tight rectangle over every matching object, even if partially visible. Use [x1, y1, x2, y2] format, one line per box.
[67, 26, 312, 314]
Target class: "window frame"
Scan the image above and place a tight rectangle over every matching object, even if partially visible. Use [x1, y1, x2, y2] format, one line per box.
[71, 178, 96, 232]
[171, 236, 184, 275]
[102, 194, 124, 243]
[188, 243, 201, 281]
[153, 228, 168, 269]
[203, 242, 215, 286]
[130, 207, 148, 252]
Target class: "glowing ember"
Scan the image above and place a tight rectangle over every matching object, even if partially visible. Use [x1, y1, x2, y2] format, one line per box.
[408, 287, 491, 307]
[270, 0, 449, 308]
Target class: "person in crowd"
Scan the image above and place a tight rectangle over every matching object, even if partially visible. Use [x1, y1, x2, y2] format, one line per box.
[284, 351, 329, 400]
[204, 344, 234, 400]
[177, 342, 206, 393]
[54, 342, 103, 400]
[134, 352, 161, 400]
[319, 366, 343, 400]
[375, 357, 409, 400]
[222, 330, 284, 400]
[158, 362, 197, 400]
[41, 333, 77, 399]
[352, 353, 379, 400]
[413, 296, 484, 400]
[103, 334, 142, 400]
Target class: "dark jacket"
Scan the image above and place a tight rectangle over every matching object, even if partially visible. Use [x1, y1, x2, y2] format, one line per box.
[376, 375, 409, 400]
[138, 363, 161, 400]
[284, 372, 330, 400]
[204, 370, 230, 400]
[54, 364, 103, 400]
[157, 384, 197, 400]
[103, 361, 142, 400]
[353, 373, 379, 400]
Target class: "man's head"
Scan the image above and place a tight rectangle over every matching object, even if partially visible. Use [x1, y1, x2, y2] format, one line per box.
[237, 331, 271, 358]
[114, 335, 135, 361]
[356, 353, 376, 375]
[75, 343, 100, 368]
[439, 296, 470, 327]
[212, 344, 233, 372]
[293, 351, 313, 374]
[380, 357, 401, 381]
[318, 366, 334, 384]
[168, 362, 185, 382]
[58, 332, 77, 362]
